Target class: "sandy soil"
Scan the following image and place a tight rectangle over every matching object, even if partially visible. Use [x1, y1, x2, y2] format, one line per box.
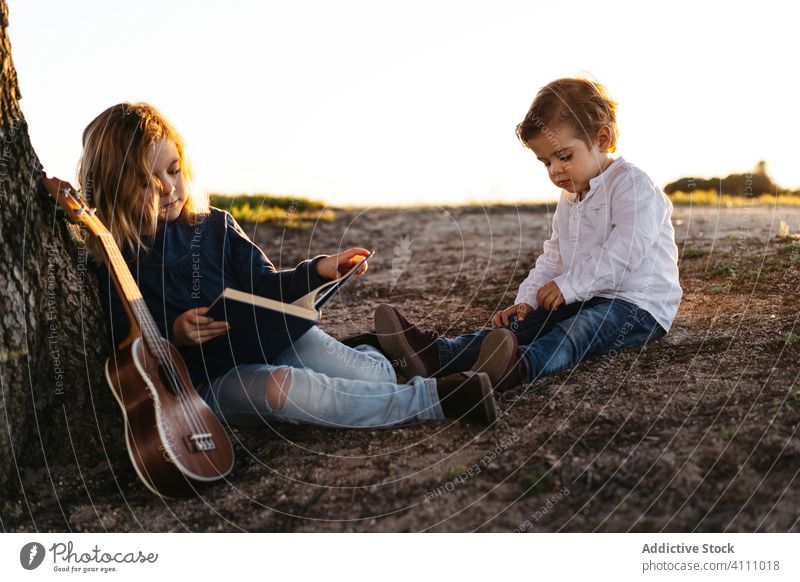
[7, 203, 800, 532]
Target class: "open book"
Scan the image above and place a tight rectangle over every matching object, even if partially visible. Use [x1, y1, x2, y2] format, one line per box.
[205, 251, 373, 362]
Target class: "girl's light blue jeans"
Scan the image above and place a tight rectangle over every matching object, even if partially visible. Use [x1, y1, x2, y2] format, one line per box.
[198, 326, 443, 428]
[437, 297, 666, 380]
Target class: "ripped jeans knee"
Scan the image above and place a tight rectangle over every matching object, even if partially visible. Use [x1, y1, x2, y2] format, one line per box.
[265, 367, 292, 412]
[207, 364, 296, 427]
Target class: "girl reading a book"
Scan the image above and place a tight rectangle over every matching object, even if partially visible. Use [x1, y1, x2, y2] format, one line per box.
[71, 102, 497, 428]
[375, 77, 682, 391]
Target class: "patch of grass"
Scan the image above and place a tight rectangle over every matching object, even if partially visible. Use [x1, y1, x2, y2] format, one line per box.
[712, 260, 738, 277]
[680, 244, 707, 260]
[783, 332, 800, 349]
[520, 468, 554, 497]
[713, 423, 737, 441]
[735, 257, 785, 284]
[757, 338, 779, 350]
[209, 193, 336, 228]
[209, 193, 325, 211]
[445, 465, 468, 481]
[708, 255, 786, 288]
[702, 335, 734, 349]
[757, 332, 800, 351]
[761, 255, 786, 272]
[707, 282, 732, 294]
[668, 189, 800, 207]
[230, 204, 335, 228]
[786, 392, 800, 411]
[788, 242, 800, 265]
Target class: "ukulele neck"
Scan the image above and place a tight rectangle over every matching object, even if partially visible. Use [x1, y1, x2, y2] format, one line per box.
[95, 232, 165, 356]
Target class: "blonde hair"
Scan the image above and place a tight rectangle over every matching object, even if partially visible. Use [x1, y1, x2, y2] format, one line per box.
[77, 102, 208, 258]
[516, 77, 618, 153]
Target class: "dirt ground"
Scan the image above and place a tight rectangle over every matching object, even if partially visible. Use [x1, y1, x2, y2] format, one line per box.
[7, 203, 800, 532]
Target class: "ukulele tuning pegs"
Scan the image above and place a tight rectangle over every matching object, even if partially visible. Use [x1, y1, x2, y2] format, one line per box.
[56, 208, 81, 225]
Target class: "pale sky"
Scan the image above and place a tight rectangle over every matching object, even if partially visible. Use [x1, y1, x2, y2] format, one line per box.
[7, 0, 799, 206]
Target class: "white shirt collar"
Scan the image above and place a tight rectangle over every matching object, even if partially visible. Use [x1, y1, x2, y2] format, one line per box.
[590, 156, 622, 189]
[567, 156, 623, 203]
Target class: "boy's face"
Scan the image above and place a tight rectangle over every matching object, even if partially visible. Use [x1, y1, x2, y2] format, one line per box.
[526, 124, 612, 198]
[145, 138, 187, 222]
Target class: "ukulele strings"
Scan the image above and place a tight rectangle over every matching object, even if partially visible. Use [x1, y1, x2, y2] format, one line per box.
[137, 301, 213, 442]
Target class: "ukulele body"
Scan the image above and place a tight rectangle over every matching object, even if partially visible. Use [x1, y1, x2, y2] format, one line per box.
[104, 336, 234, 498]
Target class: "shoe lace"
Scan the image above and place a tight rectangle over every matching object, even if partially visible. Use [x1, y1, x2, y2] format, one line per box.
[414, 325, 439, 342]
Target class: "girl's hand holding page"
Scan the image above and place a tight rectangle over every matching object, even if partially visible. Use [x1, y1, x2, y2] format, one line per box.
[317, 247, 371, 280]
[172, 307, 231, 347]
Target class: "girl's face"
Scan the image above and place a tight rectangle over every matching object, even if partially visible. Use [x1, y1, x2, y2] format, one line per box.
[526, 124, 613, 198]
[146, 138, 186, 222]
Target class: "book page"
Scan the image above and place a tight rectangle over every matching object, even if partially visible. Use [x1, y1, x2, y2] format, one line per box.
[292, 251, 374, 312]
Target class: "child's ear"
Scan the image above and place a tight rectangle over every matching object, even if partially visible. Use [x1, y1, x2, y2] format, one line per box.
[596, 125, 612, 152]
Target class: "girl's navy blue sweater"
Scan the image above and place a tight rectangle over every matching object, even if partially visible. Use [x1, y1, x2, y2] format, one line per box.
[93, 207, 327, 387]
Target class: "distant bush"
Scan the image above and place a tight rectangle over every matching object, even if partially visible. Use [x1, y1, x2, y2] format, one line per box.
[208, 193, 335, 227]
[664, 161, 800, 199]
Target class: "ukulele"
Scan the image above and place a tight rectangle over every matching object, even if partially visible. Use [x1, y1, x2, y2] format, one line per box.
[43, 176, 234, 498]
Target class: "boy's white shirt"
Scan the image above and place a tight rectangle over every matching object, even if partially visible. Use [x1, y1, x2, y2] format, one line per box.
[514, 156, 682, 332]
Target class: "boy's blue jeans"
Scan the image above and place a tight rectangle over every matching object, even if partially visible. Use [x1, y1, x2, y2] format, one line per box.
[437, 297, 666, 381]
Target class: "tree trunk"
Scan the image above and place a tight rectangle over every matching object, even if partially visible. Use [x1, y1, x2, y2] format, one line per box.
[1, 0, 123, 530]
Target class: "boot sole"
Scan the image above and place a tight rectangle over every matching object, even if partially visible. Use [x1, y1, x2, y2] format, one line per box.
[471, 329, 517, 387]
[374, 304, 432, 378]
[471, 371, 498, 425]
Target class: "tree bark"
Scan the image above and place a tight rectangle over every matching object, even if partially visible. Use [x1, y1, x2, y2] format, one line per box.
[1, 0, 123, 530]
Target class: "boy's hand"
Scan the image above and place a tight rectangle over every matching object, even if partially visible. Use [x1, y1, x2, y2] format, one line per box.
[537, 281, 565, 311]
[491, 303, 534, 327]
[172, 307, 230, 347]
[317, 247, 371, 280]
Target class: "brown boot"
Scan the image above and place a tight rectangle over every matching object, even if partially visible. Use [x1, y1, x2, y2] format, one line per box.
[436, 371, 497, 425]
[470, 329, 529, 391]
[374, 304, 441, 378]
